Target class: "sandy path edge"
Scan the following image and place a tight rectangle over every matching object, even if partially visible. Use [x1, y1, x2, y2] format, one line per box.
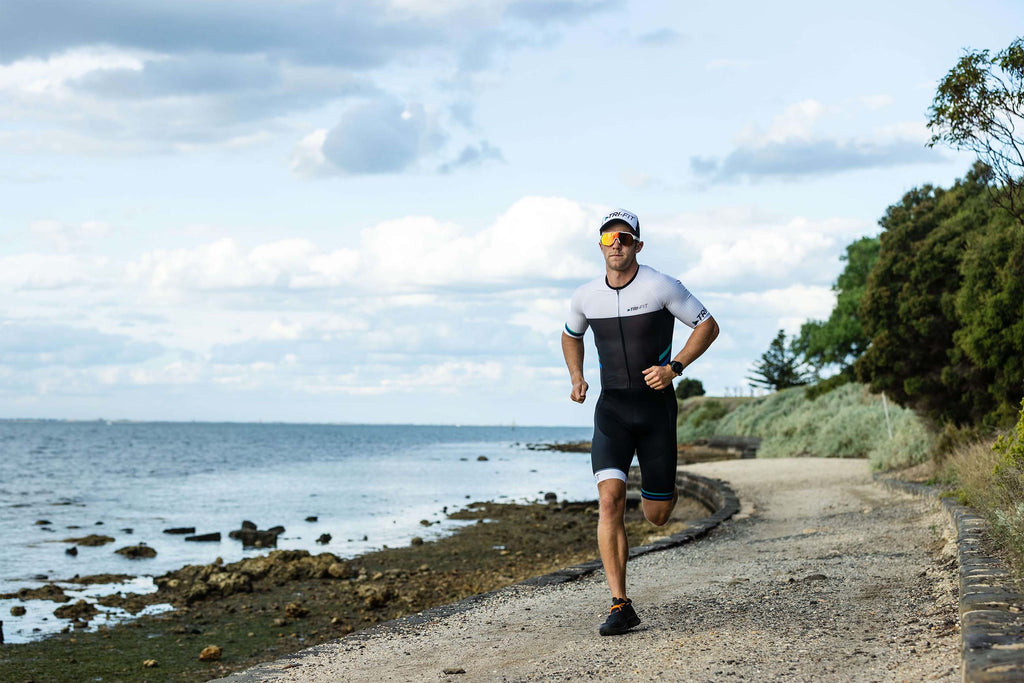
[213, 458, 961, 682]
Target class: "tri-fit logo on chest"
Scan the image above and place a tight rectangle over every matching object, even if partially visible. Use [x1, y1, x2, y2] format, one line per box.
[564, 265, 710, 390]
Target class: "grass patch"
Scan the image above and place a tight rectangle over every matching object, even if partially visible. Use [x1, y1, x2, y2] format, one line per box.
[676, 396, 755, 443]
[679, 383, 934, 471]
[947, 400, 1024, 578]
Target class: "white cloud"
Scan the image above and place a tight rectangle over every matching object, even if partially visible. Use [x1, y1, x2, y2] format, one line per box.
[734, 99, 832, 147]
[0, 46, 146, 98]
[30, 219, 110, 253]
[695, 98, 942, 182]
[289, 129, 330, 177]
[0, 195, 879, 418]
[0, 253, 111, 290]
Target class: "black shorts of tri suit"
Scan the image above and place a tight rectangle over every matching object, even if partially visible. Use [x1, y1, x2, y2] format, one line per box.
[591, 387, 678, 501]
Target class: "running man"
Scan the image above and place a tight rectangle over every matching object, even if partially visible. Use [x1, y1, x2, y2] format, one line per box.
[561, 208, 719, 636]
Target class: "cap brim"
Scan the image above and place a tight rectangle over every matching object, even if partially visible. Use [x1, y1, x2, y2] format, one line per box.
[599, 219, 638, 235]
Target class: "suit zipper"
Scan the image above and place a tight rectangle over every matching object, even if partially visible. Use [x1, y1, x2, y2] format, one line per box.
[616, 290, 631, 388]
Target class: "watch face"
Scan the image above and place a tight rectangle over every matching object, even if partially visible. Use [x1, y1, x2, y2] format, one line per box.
[670, 361, 683, 375]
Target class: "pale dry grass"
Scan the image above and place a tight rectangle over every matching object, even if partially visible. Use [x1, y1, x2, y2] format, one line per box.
[948, 434, 1024, 578]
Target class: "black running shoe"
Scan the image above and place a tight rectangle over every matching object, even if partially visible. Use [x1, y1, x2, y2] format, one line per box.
[599, 597, 640, 636]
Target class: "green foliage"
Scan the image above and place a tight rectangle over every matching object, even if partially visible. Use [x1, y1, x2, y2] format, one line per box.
[966, 400, 1024, 570]
[953, 210, 1024, 426]
[674, 377, 706, 400]
[928, 37, 1024, 223]
[675, 398, 730, 443]
[804, 370, 854, 400]
[701, 384, 934, 471]
[994, 399, 1024, 472]
[747, 329, 813, 391]
[795, 236, 880, 373]
[855, 164, 1015, 426]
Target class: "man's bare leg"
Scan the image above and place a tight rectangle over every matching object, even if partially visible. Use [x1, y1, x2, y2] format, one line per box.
[641, 486, 678, 527]
[597, 478, 628, 598]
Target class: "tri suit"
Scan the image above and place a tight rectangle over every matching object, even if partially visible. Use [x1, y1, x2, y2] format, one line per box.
[564, 264, 711, 500]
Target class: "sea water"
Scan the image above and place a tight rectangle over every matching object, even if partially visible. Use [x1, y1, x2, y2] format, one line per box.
[0, 421, 592, 642]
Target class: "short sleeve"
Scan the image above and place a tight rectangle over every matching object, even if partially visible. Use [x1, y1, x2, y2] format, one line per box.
[658, 274, 711, 329]
[564, 289, 589, 338]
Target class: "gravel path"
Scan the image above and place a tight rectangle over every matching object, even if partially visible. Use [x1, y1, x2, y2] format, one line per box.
[216, 458, 960, 682]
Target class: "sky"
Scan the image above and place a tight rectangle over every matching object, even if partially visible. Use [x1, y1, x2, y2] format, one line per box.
[1, 0, 1021, 426]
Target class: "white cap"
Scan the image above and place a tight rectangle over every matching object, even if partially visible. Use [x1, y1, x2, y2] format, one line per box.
[599, 208, 640, 237]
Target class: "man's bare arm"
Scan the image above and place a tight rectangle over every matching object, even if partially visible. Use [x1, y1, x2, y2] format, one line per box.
[674, 316, 719, 371]
[561, 332, 589, 403]
[642, 316, 720, 390]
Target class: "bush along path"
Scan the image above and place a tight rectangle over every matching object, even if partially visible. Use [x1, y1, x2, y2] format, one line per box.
[215, 458, 960, 682]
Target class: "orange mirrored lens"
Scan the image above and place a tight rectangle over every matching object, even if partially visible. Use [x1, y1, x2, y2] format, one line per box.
[600, 231, 635, 247]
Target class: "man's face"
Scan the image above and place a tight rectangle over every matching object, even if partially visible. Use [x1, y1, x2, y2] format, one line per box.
[599, 225, 642, 272]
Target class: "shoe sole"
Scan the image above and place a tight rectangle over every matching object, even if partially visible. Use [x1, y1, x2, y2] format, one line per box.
[598, 615, 641, 636]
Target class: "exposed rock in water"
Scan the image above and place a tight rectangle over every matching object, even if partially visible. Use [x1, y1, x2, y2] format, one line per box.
[66, 546, 78, 556]
[97, 592, 153, 614]
[198, 644, 222, 661]
[327, 562, 352, 579]
[63, 534, 114, 546]
[477, 455, 488, 461]
[163, 527, 196, 535]
[316, 533, 332, 545]
[284, 602, 308, 619]
[544, 492, 558, 503]
[10, 606, 26, 616]
[153, 550, 348, 605]
[62, 573, 134, 586]
[229, 523, 284, 548]
[305, 516, 318, 522]
[34, 520, 51, 526]
[0, 584, 71, 603]
[115, 544, 157, 559]
[54, 599, 100, 621]
[355, 583, 394, 609]
[185, 532, 221, 542]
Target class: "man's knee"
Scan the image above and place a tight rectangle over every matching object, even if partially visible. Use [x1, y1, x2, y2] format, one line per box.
[644, 506, 672, 526]
[597, 480, 627, 519]
[642, 494, 677, 527]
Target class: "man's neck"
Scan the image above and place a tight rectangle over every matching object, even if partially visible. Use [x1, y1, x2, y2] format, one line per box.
[605, 261, 639, 289]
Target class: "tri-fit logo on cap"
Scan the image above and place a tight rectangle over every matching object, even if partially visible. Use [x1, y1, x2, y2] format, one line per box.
[601, 209, 640, 234]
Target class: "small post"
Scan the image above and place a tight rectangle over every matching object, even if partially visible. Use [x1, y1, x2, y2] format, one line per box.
[882, 392, 893, 440]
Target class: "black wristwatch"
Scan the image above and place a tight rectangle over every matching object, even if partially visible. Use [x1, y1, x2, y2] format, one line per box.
[669, 361, 684, 376]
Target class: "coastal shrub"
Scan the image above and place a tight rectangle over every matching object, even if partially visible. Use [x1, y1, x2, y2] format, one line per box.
[948, 401, 1024, 575]
[676, 396, 752, 443]
[698, 383, 933, 470]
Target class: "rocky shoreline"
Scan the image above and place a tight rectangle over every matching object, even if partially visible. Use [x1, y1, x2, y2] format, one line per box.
[0, 491, 709, 682]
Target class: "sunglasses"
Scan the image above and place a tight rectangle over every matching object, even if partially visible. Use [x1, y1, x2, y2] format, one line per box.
[600, 231, 637, 247]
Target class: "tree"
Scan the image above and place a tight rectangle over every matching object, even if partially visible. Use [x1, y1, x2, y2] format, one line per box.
[674, 377, 706, 400]
[928, 37, 1024, 224]
[747, 330, 813, 391]
[855, 165, 999, 425]
[795, 235, 880, 374]
[953, 207, 1024, 425]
